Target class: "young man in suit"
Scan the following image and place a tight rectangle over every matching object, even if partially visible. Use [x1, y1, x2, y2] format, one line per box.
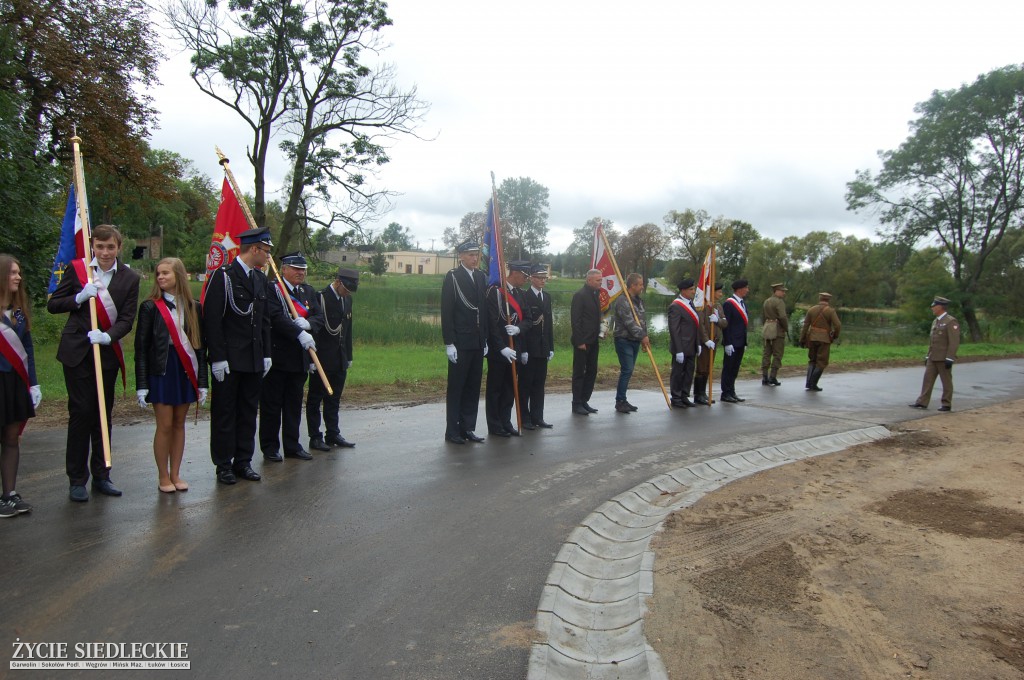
[203, 228, 304, 484]
[520, 264, 554, 429]
[441, 241, 489, 444]
[47, 224, 141, 502]
[307, 267, 359, 451]
[720, 278, 751, 403]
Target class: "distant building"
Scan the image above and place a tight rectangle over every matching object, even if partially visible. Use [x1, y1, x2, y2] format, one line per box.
[321, 248, 457, 274]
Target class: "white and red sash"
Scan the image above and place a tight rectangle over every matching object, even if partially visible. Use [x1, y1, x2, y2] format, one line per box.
[671, 297, 700, 324]
[276, 281, 310, 318]
[155, 298, 200, 396]
[72, 259, 127, 387]
[0, 318, 31, 393]
[725, 297, 749, 326]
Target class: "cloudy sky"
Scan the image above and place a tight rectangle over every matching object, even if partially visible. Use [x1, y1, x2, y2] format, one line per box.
[151, 0, 1024, 253]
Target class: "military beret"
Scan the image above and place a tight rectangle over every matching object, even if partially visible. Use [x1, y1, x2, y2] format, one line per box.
[677, 278, 696, 290]
[714, 283, 724, 291]
[732, 279, 749, 290]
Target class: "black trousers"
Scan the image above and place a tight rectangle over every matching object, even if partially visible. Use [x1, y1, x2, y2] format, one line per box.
[63, 359, 118, 485]
[210, 369, 262, 470]
[445, 349, 483, 438]
[571, 344, 600, 407]
[485, 356, 518, 431]
[307, 367, 347, 439]
[669, 355, 696, 402]
[519, 356, 548, 424]
[259, 367, 308, 455]
[721, 345, 746, 396]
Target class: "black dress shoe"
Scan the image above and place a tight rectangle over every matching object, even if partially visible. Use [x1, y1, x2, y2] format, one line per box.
[462, 431, 486, 443]
[671, 401, 687, 409]
[721, 394, 740, 403]
[263, 450, 283, 462]
[216, 469, 237, 485]
[284, 447, 313, 461]
[733, 395, 746, 402]
[522, 422, 537, 430]
[938, 406, 952, 412]
[489, 429, 511, 437]
[909, 403, 927, 409]
[309, 437, 331, 452]
[768, 378, 782, 386]
[535, 421, 553, 429]
[504, 426, 521, 437]
[679, 397, 695, 407]
[445, 434, 466, 445]
[92, 478, 122, 497]
[326, 435, 356, 448]
[694, 396, 710, 405]
[572, 405, 590, 415]
[583, 403, 599, 413]
[234, 466, 262, 481]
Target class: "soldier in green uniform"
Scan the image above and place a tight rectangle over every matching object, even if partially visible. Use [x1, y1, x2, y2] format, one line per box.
[798, 292, 841, 392]
[760, 283, 788, 386]
[909, 296, 961, 412]
[695, 283, 727, 405]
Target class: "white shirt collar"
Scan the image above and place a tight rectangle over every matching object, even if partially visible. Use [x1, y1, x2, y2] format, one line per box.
[531, 286, 543, 296]
[236, 258, 253, 276]
[89, 258, 117, 274]
[162, 292, 176, 303]
[461, 264, 476, 276]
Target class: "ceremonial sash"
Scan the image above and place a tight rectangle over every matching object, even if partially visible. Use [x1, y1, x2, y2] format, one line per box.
[72, 259, 127, 388]
[155, 299, 200, 396]
[725, 297, 749, 326]
[276, 281, 310, 318]
[671, 297, 700, 324]
[497, 287, 523, 321]
[0, 320, 30, 393]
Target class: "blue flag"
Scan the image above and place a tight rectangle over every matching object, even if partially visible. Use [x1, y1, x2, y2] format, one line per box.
[48, 184, 84, 295]
[482, 199, 502, 286]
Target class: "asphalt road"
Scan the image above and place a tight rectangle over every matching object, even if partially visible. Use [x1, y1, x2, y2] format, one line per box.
[4, 359, 1023, 679]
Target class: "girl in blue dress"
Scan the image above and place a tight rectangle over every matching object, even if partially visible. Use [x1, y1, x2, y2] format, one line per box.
[134, 258, 207, 493]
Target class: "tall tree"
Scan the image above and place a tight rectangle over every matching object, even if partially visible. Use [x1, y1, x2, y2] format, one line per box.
[847, 64, 1024, 340]
[496, 176, 549, 260]
[618, 223, 670, 282]
[168, 0, 427, 257]
[2, 0, 163, 182]
[442, 211, 485, 251]
[378, 221, 413, 250]
[563, 217, 619, 277]
[663, 208, 713, 274]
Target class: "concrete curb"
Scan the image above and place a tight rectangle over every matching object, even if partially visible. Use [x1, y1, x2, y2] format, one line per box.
[527, 425, 892, 680]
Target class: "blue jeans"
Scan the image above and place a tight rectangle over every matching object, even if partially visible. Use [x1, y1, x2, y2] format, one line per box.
[614, 337, 640, 402]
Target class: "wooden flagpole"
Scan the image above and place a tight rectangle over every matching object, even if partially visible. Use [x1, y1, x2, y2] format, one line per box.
[597, 226, 672, 409]
[707, 243, 717, 406]
[490, 172, 522, 430]
[71, 135, 113, 468]
[214, 146, 332, 395]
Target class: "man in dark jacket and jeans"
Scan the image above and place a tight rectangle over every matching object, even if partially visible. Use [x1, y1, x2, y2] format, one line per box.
[570, 269, 603, 416]
[612, 273, 649, 413]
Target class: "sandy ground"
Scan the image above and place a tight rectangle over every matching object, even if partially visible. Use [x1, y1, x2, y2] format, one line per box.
[647, 400, 1024, 680]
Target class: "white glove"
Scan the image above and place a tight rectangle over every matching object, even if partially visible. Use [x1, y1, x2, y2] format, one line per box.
[198, 388, 208, 406]
[446, 344, 458, 364]
[88, 329, 112, 345]
[293, 317, 311, 331]
[505, 324, 520, 336]
[520, 352, 529, 365]
[483, 342, 488, 356]
[309, 363, 318, 373]
[675, 352, 686, 364]
[29, 385, 41, 408]
[548, 351, 554, 361]
[697, 345, 702, 357]
[724, 344, 735, 356]
[263, 357, 273, 376]
[599, 319, 609, 338]
[346, 360, 352, 370]
[75, 282, 99, 305]
[137, 389, 149, 409]
[297, 331, 316, 351]
[212, 361, 229, 382]
[705, 340, 716, 351]
[500, 346, 517, 363]
[708, 313, 719, 323]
